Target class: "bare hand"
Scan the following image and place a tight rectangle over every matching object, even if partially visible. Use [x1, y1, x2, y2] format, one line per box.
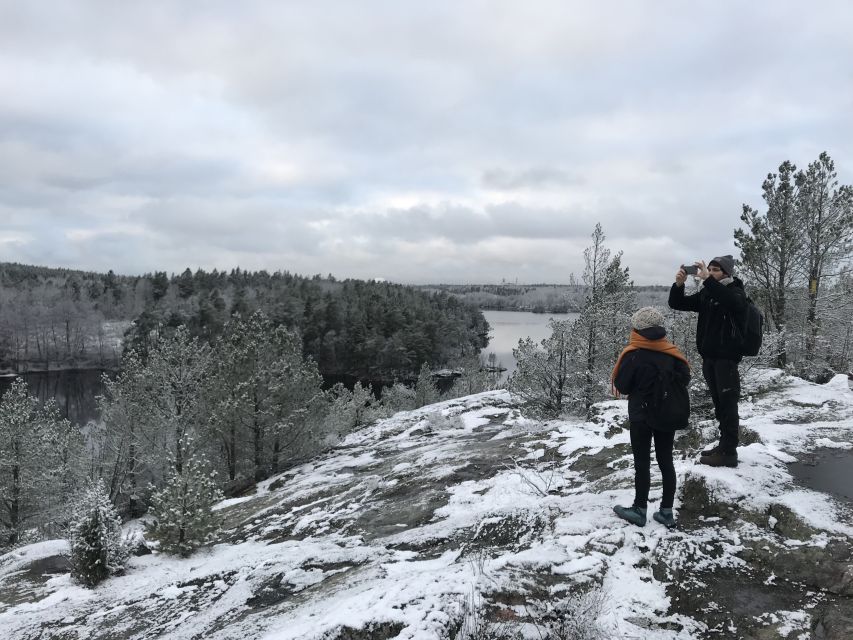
[675, 267, 686, 286]
[696, 260, 709, 280]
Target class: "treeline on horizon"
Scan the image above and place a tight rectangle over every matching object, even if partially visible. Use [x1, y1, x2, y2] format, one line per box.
[0, 263, 488, 382]
[421, 282, 670, 313]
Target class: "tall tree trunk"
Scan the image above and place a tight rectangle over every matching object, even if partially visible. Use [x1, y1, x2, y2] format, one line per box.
[585, 325, 596, 414]
[771, 266, 788, 368]
[128, 424, 139, 518]
[174, 385, 184, 474]
[9, 463, 20, 546]
[228, 424, 237, 481]
[806, 272, 820, 358]
[253, 389, 263, 481]
[272, 436, 280, 473]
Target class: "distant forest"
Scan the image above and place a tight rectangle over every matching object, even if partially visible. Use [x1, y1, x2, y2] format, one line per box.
[420, 283, 670, 313]
[0, 263, 488, 382]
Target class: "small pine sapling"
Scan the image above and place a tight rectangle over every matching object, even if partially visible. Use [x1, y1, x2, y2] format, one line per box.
[68, 479, 128, 587]
[145, 453, 224, 557]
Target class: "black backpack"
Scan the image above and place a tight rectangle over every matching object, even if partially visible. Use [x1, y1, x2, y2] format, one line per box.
[642, 356, 690, 432]
[740, 299, 764, 356]
[729, 296, 764, 357]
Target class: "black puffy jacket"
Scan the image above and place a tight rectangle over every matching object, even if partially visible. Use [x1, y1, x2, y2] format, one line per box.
[668, 276, 748, 361]
[613, 346, 691, 425]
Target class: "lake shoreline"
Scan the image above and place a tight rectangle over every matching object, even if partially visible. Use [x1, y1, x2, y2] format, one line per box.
[481, 309, 579, 381]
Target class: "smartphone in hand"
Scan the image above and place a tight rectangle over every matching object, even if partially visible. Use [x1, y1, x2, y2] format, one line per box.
[681, 264, 698, 275]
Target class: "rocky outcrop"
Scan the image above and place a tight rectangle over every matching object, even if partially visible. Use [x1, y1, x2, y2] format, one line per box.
[2, 374, 853, 640]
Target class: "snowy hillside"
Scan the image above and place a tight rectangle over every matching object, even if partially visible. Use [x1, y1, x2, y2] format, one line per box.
[1, 370, 852, 639]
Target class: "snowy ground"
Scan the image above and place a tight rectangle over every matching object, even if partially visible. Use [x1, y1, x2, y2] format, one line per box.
[1, 370, 852, 639]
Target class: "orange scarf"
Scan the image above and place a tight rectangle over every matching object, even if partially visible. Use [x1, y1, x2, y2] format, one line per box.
[610, 330, 690, 397]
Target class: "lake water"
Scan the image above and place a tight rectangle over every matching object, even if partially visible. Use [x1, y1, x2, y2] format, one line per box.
[0, 369, 109, 425]
[481, 310, 579, 381]
[1, 310, 578, 422]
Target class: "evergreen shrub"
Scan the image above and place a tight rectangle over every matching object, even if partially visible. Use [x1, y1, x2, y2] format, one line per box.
[68, 480, 128, 587]
[145, 453, 224, 557]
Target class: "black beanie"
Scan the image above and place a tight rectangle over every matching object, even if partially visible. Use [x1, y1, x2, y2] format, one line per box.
[709, 255, 735, 276]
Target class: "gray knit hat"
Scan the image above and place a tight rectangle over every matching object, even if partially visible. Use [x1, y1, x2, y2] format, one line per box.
[631, 306, 665, 331]
[709, 255, 735, 276]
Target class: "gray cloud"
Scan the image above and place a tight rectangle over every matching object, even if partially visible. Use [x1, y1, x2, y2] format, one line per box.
[481, 168, 582, 191]
[0, 2, 852, 283]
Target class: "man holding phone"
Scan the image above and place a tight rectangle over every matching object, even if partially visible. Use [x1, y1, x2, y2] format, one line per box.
[669, 255, 748, 467]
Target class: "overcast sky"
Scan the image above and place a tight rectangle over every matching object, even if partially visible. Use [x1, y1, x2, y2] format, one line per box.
[1, 1, 852, 284]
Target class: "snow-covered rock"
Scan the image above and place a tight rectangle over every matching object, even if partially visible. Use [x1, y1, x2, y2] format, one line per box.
[0, 375, 852, 639]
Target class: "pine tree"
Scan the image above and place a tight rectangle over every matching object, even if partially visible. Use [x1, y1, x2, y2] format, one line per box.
[96, 350, 155, 517]
[0, 378, 76, 547]
[414, 363, 439, 408]
[508, 318, 575, 418]
[68, 479, 128, 587]
[572, 224, 634, 414]
[379, 382, 416, 414]
[145, 450, 223, 557]
[325, 382, 377, 437]
[146, 326, 214, 478]
[443, 354, 493, 398]
[795, 152, 853, 367]
[210, 312, 325, 482]
[735, 160, 802, 367]
[735, 152, 853, 374]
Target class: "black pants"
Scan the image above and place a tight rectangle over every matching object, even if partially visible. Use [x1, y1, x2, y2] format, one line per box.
[702, 358, 740, 453]
[630, 420, 676, 510]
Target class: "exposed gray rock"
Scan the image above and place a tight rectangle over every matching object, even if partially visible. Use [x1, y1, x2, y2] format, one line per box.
[23, 554, 70, 577]
[677, 473, 733, 520]
[812, 601, 853, 639]
[326, 622, 405, 640]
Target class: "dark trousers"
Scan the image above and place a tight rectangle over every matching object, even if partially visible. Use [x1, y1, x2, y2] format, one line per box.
[630, 420, 676, 510]
[702, 358, 741, 453]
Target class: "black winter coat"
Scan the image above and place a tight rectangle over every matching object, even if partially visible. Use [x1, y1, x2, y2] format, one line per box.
[613, 348, 691, 426]
[668, 276, 748, 361]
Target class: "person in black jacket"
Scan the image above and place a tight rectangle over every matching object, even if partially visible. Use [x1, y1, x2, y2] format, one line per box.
[668, 255, 747, 467]
[611, 307, 691, 528]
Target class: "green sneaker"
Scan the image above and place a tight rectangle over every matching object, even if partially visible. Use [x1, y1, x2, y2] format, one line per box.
[653, 508, 676, 528]
[613, 505, 647, 527]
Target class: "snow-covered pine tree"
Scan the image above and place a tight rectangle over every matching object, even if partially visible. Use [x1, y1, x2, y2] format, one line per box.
[414, 363, 439, 408]
[572, 224, 634, 414]
[735, 160, 802, 368]
[794, 152, 853, 374]
[735, 152, 853, 376]
[325, 381, 377, 437]
[508, 317, 574, 418]
[448, 351, 506, 399]
[379, 382, 416, 414]
[95, 349, 157, 517]
[0, 378, 77, 547]
[267, 343, 327, 474]
[146, 326, 214, 479]
[97, 326, 216, 516]
[209, 312, 325, 482]
[68, 479, 128, 587]
[145, 449, 223, 557]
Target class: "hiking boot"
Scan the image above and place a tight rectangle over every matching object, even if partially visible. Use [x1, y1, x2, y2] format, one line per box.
[653, 508, 676, 528]
[699, 450, 738, 467]
[701, 443, 722, 457]
[613, 505, 647, 527]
